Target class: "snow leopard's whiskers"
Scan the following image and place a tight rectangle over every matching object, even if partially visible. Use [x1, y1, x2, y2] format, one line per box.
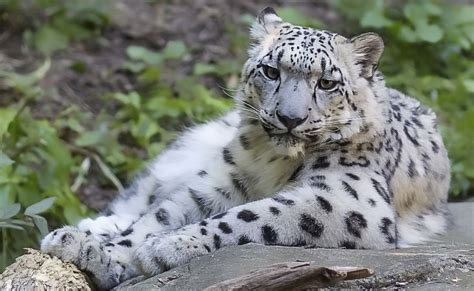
[220, 86, 244, 100]
[323, 116, 376, 125]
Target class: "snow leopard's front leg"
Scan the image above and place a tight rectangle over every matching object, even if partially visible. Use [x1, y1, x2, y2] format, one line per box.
[41, 160, 243, 289]
[136, 173, 398, 276]
[41, 112, 242, 288]
[41, 192, 213, 289]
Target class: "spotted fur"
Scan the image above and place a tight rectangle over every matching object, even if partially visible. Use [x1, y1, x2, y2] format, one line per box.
[41, 8, 450, 289]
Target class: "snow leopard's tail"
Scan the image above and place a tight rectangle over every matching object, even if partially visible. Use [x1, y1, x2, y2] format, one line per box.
[397, 203, 451, 247]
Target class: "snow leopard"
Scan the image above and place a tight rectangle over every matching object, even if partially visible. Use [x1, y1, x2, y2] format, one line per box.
[41, 7, 451, 289]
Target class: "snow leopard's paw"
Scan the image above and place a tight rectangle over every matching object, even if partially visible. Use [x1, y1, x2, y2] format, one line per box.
[135, 233, 210, 276]
[77, 214, 136, 242]
[41, 226, 139, 289]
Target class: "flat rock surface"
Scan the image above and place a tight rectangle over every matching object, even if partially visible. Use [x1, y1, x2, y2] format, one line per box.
[116, 203, 474, 290]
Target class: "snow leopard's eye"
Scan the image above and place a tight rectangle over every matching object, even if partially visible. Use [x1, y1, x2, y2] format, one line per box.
[262, 65, 280, 80]
[318, 78, 337, 91]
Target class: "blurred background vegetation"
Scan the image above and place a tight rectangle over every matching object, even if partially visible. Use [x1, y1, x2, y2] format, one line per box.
[0, 0, 473, 271]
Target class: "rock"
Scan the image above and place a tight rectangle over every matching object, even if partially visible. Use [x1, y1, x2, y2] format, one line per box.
[443, 202, 474, 245]
[116, 243, 473, 290]
[0, 249, 91, 291]
[1, 203, 471, 290]
[116, 202, 474, 290]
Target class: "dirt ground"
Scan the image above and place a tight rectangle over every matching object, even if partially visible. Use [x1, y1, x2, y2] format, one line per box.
[0, 0, 340, 209]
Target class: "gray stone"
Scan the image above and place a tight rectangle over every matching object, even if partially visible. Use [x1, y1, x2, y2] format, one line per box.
[443, 202, 474, 245]
[116, 203, 474, 290]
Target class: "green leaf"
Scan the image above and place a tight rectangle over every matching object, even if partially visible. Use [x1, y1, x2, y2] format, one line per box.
[452, 6, 474, 25]
[163, 41, 187, 60]
[423, 2, 442, 16]
[92, 154, 124, 193]
[463, 80, 474, 93]
[122, 61, 146, 73]
[0, 152, 14, 169]
[416, 22, 444, 43]
[131, 114, 162, 144]
[0, 59, 50, 98]
[75, 130, 103, 147]
[8, 219, 34, 227]
[34, 25, 69, 55]
[462, 24, 474, 43]
[0, 222, 25, 231]
[139, 66, 161, 82]
[126, 46, 163, 65]
[71, 157, 91, 192]
[31, 215, 49, 237]
[63, 205, 85, 225]
[24, 197, 56, 216]
[0, 204, 21, 220]
[0, 107, 17, 140]
[193, 63, 218, 76]
[360, 9, 393, 28]
[404, 3, 427, 24]
[112, 92, 141, 109]
[399, 26, 417, 42]
[0, 185, 12, 209]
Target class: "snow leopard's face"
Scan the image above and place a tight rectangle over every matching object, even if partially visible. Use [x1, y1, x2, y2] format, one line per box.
[239, 8, 385, 157]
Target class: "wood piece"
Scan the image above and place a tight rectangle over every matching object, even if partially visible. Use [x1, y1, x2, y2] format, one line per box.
[205, 262, 374, 291]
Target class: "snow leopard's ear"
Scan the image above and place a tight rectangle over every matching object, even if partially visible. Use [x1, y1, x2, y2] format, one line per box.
[250, 7, 283, 41]
[350, 33, 384, 79]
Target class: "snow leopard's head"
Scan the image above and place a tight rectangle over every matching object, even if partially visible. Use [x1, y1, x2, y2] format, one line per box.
[238, 7, 387, 157]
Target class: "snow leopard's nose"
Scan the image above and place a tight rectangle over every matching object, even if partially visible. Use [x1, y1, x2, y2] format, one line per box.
[276, 110, 308, 130]
[274, 77, 311, 130]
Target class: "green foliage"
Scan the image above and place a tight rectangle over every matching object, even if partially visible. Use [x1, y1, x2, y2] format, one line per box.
[0, 0, 233, 271]
[0, 0, 111, 55]
[333, 0, 474, 197]
[118, 41, 233, 158]
[0, 60, 89, 225]
[0, 197, 56, 270]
